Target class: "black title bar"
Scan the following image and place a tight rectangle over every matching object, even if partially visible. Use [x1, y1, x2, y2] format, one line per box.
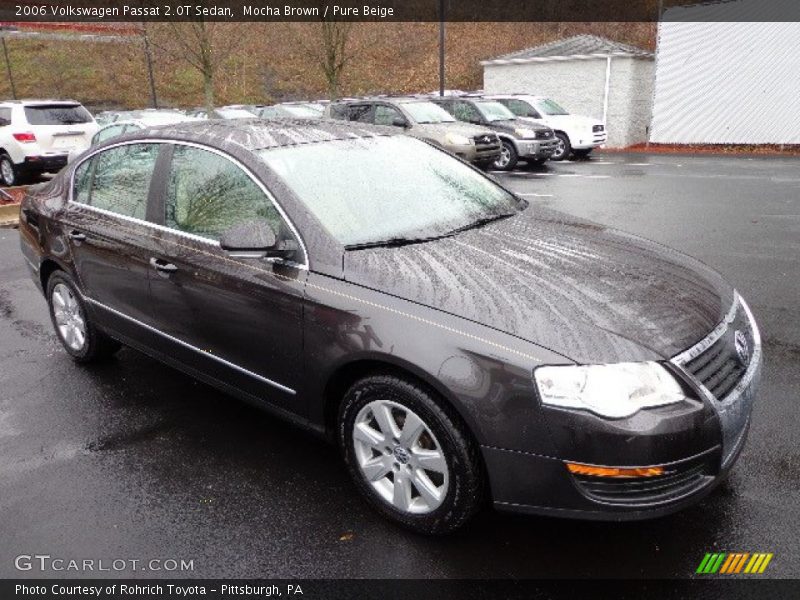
[2, 0, 800, 23]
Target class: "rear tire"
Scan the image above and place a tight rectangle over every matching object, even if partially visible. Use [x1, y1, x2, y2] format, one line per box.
[339, 374, 484, 535]
[46, 271, 121, 363]
[551, 133, 571, 161]
[0, 154, 21, 186]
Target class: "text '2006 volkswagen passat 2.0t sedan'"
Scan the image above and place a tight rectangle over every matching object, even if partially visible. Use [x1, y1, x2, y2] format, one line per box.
[18, 119, 761, 534]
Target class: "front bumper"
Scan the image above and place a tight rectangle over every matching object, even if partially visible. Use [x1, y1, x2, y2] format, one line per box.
[573, 130, 608, 150]
[450, 142, 502, 165]
[516, 138, 559, 159]
[483, 301, 762, 520]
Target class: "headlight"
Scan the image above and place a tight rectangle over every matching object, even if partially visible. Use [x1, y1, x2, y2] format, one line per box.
[533, 362, 685, 419]
[514, 128, 536, 138]
[445, 133, 472, 146]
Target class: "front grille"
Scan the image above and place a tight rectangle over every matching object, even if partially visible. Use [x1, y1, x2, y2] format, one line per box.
[473, 134, 498, 146]
[535, 130, 553, 140]
[593, 124, 605, 132]
[573, 460, 711, 505]
[676, 299, 755, 401]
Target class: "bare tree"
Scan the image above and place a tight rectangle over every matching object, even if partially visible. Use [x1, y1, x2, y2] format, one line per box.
[295, 20, 375, 100]
[318, 20, 352, 99]
[149, 22, 243, 113]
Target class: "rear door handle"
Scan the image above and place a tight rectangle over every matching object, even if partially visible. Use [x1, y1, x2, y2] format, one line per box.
[149, 257, 178, 273]
[68, 230, 86, 242]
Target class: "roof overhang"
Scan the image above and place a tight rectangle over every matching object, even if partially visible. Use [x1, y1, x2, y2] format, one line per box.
[481, 52, 653, 67]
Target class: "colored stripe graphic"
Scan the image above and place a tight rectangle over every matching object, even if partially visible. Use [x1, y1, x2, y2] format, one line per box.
[699, 552, 774, 574]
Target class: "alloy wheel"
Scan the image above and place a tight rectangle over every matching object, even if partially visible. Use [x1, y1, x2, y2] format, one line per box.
[51, 283, 86, 351]
[494, 146, 511, 169]
[1, 158, 15, 186]
[352, 399, 449, 514]
[552, 138, 567, 160]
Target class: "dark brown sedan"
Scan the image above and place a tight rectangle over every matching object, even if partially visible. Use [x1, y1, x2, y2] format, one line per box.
[18, 119, 761, 534]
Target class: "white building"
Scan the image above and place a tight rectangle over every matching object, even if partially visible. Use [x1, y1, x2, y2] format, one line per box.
[650, 4, 800, 144]
[481, 35, 655, 148]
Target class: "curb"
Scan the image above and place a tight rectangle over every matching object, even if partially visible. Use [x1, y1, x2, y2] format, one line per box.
[0, 203, 20, 228]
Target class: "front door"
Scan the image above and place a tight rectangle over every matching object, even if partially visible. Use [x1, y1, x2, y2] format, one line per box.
[146, 143, 307, 413]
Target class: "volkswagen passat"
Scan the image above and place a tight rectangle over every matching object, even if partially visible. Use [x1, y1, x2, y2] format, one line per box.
[18, 120, 761, 534]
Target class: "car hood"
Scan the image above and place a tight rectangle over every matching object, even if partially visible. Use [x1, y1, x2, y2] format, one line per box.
[343, 208, 733, 364]
[544, 114, 603, 129]
[413, 121, 492, 138]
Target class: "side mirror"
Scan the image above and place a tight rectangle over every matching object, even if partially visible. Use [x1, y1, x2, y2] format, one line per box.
[392, 116, 409, 128]
[220, 219, 288, 259]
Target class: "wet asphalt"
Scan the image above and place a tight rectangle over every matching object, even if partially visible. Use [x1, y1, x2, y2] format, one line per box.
[0, 152, 798, 579]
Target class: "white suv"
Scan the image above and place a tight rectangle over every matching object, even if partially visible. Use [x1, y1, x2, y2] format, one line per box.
[486, 94, 606, 161]
[0, 100, 98, 185]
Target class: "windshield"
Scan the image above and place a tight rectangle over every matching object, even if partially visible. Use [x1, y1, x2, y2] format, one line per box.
[25, 104, 92, 125]
[280, 104, 322, 118]
[473, 101, 515, 122]
[402, 101, 456, 124]
[259, 136, 523, 247]
[537, 98, 569, 116]
[216, 108, 254, 119]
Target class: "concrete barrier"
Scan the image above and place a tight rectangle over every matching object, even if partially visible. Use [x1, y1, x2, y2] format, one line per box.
[0, 203, 20, 227]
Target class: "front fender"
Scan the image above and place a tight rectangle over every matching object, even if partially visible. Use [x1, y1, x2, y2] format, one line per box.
[301, 272, 571, 455]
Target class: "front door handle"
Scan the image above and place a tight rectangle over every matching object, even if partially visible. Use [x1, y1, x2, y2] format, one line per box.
[149, 257, 178, 274]
[68, 230, 86, 242]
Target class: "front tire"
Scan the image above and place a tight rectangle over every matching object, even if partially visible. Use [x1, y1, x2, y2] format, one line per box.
[46, 271, 121, 363]
[551, 133, 571, 161]
[339, 374, 484, 535]
[492, 140, 518, 171]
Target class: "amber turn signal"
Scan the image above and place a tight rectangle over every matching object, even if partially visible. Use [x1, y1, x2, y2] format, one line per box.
[565, 462, 665, 478]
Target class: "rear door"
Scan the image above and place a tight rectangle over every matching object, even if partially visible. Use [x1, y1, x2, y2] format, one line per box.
[65, 142, 164, 338]
[146, 143, 307, 412]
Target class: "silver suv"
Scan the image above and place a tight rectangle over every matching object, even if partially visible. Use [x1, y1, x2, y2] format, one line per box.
[325, 98, 502, 169]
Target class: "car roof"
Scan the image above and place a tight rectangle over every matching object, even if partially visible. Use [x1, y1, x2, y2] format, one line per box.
[0, 99, 83, 107]
[120, 117, 399, 151]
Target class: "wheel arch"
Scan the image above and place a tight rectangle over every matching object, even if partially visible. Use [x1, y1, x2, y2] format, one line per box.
[39, 257, 72, 294]
[495, 133, 519, 150]
[322, 355, 482, 447]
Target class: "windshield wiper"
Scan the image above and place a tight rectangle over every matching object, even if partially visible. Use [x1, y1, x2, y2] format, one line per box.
[446, 212, 516, 235]
[345, 236, 447, 250]
[346, 213, 517, 251]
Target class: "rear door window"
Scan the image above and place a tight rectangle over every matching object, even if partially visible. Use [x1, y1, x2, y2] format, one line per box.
[348, 104, 374, 124]
[75, 144, 159, 219]
[24, 104, 92, 125]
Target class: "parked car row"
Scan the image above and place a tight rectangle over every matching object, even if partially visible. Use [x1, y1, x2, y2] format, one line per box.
[0, 93, 606, 185]
[324, 92, 606, 170]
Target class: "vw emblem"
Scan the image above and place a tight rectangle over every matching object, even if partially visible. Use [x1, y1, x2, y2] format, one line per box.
[734, 330, 750, 366]
[393, 446, 410, 465]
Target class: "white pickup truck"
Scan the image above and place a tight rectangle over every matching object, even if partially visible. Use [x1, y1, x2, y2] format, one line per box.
[485, 94, 607, 161]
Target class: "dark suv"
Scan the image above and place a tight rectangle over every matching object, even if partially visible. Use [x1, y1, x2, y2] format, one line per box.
[325, 97, 501, 169]
[430, 96, 558, 170]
